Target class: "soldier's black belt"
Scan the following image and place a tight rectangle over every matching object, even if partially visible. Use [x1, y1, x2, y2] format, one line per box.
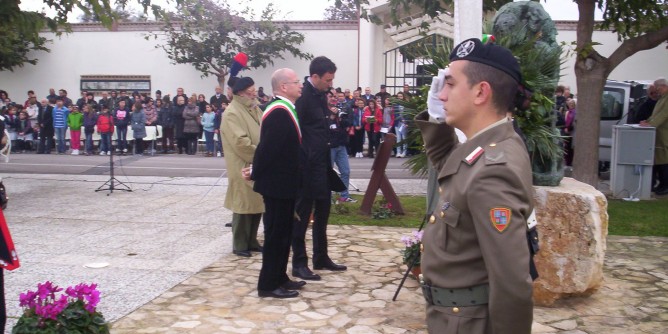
[420, 282, 489, 307]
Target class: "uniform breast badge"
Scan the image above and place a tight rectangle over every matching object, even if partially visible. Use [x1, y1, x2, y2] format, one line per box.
[490, 207, 511, 233]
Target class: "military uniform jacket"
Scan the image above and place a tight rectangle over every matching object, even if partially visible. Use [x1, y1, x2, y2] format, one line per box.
[415, 111, 534, 334]
[220, 95, 264, 214]
[647, 94, 668, 165]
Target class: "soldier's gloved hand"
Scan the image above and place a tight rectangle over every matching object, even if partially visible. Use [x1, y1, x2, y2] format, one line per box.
[427, 68, 448, 121]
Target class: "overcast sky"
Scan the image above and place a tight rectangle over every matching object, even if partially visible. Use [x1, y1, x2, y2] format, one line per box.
[20, 0, 602, 21]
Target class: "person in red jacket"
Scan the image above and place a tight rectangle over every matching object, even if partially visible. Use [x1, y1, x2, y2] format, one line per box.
[362, 99, 383, 158]
[96, 106, 115, 155]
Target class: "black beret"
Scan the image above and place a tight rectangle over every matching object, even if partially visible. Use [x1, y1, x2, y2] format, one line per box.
[233, 77, 254, 95]
[227, 76, 239, 89]
[449, 38, 521, 83]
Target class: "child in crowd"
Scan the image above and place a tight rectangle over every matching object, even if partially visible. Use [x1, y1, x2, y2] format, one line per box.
[201, 103, 216, 157]
[130, 101, 147, 155]
[67, 105, 83, 155]
[96, 106, 114, 155]
[113, 99, 130, 154]
[82, 104, 98, 156]
[15, 111, 33, 152]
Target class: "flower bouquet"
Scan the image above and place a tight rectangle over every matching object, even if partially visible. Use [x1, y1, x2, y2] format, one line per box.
[401, 230, 423, 266]
[12, 281, 110, 334]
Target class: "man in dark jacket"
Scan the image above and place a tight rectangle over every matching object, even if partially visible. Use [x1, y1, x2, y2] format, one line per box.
[329, 100, 355, 202]
[292, 56, 347, 281]
[250, 68, 305, 299]
[38, 98, 54, 154]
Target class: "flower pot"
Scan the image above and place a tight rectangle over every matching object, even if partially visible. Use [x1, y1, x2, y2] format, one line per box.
[409, 265, 421, 279]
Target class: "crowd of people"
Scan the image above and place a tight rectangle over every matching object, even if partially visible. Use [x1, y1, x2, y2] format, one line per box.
[0, 82, 415, 160]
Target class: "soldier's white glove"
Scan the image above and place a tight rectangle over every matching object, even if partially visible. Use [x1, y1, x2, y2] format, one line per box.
[427, 68, 448, 122]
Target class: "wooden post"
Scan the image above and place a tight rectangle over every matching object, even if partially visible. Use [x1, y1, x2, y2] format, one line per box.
[360, 133, 405, 215]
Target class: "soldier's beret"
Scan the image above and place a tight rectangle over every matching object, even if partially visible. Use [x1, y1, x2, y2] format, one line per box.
[449, 38, 521, 83]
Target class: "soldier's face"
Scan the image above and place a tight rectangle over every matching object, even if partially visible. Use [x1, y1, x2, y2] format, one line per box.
[439, 61, 476, 130]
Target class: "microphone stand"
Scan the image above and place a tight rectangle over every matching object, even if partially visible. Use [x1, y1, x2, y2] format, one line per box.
[95, 145, 132, 195]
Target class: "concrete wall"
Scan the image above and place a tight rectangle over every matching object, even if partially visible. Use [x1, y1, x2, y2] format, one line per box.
[0, 22, 359, 101]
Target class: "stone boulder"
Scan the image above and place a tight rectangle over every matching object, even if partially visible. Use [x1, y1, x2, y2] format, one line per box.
[532, 177, 609, 306]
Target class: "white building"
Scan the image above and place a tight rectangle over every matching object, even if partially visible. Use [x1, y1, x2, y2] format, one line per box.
[0, 16, 666, 100]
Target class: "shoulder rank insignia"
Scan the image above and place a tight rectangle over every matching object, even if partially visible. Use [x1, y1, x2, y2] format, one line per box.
[490, 207, 511, 233]
[464, 146, 484, 165]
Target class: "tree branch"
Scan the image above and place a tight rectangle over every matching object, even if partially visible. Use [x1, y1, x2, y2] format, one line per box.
[606, 25, 668, 75]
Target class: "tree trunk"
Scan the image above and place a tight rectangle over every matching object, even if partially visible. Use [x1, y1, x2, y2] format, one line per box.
[572, 58, 607, 186]
[217, 74, 227, 88]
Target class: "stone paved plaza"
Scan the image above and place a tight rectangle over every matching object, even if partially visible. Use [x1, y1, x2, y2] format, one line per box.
[2, 174, 666, 333]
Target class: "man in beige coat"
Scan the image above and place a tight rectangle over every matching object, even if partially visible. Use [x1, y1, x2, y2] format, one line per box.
[415, 38, 534, 334]
[221, 77, 264, 257]
[641, 78, 668, 194]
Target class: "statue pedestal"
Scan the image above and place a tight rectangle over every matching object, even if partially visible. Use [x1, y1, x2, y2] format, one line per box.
[532, 178, 609, 306]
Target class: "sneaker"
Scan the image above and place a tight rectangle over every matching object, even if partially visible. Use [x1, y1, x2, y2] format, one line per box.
[217, 152, 222, 157]
[339, 197, 358, 203]
[99, 151, 106, 156]
[122, 148, 127, 153]
[115, 148, 120, 152]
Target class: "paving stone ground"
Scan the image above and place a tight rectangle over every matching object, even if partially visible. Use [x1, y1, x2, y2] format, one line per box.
[1, 174, 666, 333]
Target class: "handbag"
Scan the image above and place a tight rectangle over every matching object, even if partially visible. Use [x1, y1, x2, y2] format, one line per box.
[328, 168, 347, 192]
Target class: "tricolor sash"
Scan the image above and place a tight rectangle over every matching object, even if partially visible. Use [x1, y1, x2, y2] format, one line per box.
[262, 99, 301, 143]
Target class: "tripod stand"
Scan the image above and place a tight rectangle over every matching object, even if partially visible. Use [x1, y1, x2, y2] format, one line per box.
[95, 148, 132, 195]
[392, 213, 429, 301]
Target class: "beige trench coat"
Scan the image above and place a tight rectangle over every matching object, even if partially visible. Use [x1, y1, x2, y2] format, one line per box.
[416, 111, 534, 334]
[648, 94, 668, 165]
[221, 95, 264, 214]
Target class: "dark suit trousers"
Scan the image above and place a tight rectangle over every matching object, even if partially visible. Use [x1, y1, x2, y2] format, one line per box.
[292, 195, 331, 268]
[258, 197, 294, 291]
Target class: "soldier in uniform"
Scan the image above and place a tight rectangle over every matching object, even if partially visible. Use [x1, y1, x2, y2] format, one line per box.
[415, 38, 534, 333]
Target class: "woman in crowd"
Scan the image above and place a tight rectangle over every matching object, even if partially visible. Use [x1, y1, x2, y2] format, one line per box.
[182, 96, 200, 155]
[381, 97, 395, 141]
[362, 99, 382, 159]
[198, 94, 208, 114]
[82, 104, 97, 155]
[171, 95, 187, 154]
[350, 98, 365, 158]
[157, 97, 175, 153]
[14, 111, 33, 152]
[131, 101, 147, 155]
[563, 98, 577, 167]
[393, 94, 408, 158]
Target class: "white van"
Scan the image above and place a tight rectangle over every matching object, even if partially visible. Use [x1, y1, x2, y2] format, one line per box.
[598, 80, 652, 171]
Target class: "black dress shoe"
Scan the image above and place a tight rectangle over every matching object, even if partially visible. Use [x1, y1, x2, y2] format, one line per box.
[656, 187, 668, 196]
[258, 287, 299, 298]
[232, 250, 251, 257]
[313, 260, 347, 271]
[281, 279, 306, 290]
[292, 266, 321, 281]
[225, 222, 232, 227]
[250, 245, 263, 252]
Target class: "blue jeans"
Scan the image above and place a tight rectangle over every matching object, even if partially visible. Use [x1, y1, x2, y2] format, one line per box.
[85, 132, 94, 153]
[395, 125, 407, 155]
[100, 133, 111, 153]
[204, 130, 214, 153]
[330, 145, 350, 198]
[116, 125, 127, 150]
[55, 127, 67, 153]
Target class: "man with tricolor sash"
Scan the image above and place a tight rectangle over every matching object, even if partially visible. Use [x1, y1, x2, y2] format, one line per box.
[248, 68, 305, 298]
